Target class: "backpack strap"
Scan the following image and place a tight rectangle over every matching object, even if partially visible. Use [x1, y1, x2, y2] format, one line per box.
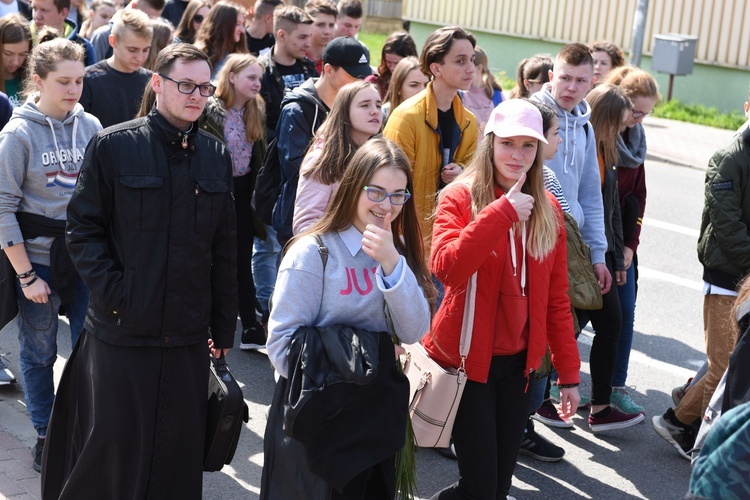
[313, 234, 328, 270]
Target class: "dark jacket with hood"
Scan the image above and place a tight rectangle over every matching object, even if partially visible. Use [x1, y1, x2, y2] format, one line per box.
[271, 77, 329, 245]
[65, 108, 238, 349]
[260, 47, 318, 141]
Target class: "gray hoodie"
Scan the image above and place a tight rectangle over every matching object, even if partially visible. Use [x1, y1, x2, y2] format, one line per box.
[532, 83, 607, 265]
[0, 98, 102, 265]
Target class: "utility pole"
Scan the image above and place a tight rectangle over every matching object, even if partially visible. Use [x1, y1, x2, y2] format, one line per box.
[629, 0, 649, 67]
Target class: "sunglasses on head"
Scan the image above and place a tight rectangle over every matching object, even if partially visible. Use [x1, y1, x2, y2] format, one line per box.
[193, 14, 204, 23]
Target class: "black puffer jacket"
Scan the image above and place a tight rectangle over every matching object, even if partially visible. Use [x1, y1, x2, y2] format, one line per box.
[66, 109, 238, 348]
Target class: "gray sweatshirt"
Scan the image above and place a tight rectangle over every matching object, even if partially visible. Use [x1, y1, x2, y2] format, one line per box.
[267, 226, 431, 378]
[0, 98, 102, 265]
[533, 83, 607, 265]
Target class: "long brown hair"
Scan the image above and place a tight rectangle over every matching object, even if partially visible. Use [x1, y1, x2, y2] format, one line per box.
[450, 131, 559, 259]
[473, 46, 502, 99]
[195, 1, 248, 70]
[292, 137, 436, 307]
[0, 14, 32, 93]
[214, 53, 265, 142]
[383, 56, 421, 112]
[304, 80, 380, 185]
[587, 84, 633, 168]
[174, 0, 210, 45]
[376, 31, 417, 86]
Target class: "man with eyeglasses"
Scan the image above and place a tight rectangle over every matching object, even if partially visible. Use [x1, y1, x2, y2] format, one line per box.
[42, 44, 238, 497]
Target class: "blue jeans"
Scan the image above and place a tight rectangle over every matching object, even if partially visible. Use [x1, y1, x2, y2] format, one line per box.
[16, 264, 88, 436]
[252, 225, 281, 316]
[529, 373, 547, 412]
[612, 263, 637, 387]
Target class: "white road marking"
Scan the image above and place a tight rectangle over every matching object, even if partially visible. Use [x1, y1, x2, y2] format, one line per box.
[638, 267, 703, 291]
[642, 217, 700, 238]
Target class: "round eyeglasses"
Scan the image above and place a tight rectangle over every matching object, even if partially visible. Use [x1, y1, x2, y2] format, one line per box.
[159, 74, 216, 97]
[363, 186, 411, 205]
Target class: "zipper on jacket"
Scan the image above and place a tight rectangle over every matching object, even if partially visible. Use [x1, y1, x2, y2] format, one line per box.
[182, 133, 188, 149]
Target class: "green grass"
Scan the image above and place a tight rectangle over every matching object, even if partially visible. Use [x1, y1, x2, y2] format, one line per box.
[360, 31, 388, 67]
[361, 32, 746, 131]
[652, 99, 746, 131]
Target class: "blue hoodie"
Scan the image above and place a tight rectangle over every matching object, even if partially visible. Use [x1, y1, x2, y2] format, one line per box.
[533, 83, 607, 265]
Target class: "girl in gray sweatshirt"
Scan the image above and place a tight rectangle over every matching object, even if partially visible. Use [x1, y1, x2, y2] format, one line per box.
[262, 137, 433, 499]
[0, 35, 101, 471]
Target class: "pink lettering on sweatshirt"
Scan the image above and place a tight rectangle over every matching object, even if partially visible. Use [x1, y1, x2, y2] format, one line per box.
[339, 267, 378, 296]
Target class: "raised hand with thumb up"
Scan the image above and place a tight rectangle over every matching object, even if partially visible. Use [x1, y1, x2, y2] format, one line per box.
[505, 172, 534, 222]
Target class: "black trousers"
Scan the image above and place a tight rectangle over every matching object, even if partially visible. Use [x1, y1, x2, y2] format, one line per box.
[234, 174, 260, 330]
[576, 252, 622, 406]
[430, 351, 531, 500]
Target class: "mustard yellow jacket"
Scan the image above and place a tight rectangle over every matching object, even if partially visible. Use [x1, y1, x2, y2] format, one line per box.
[383, 82, 479, 243]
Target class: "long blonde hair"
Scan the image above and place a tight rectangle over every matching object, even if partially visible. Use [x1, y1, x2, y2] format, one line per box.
[214, 53, 265, 142]
[449, 132, 560, 259]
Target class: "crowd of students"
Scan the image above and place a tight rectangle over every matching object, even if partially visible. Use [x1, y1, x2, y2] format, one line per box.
[0, 0, 748, 497]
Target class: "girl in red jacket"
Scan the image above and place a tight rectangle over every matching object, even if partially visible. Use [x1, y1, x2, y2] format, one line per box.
[426, 99, 581, 499]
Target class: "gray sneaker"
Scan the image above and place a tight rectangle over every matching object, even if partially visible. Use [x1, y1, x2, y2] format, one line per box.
[651, 408, 695, 460]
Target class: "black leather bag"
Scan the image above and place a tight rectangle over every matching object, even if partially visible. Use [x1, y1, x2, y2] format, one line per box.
[204, 354, 249, 471]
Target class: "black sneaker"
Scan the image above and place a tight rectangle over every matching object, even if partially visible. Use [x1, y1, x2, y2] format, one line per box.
[240, 323, 266, 350]
[32, 437, 44, 473]
[0, 354, 16, 385]
[519, 419, 565, 462]
[651, 408, 696, 460]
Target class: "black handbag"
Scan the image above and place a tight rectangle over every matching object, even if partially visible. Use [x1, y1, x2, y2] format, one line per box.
[0, 251, 19, 332]
[204, 353, 249, 472]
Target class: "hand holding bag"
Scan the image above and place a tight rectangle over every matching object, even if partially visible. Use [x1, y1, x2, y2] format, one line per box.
[204, 353, 249, 471]
[401, 272, 477, 448]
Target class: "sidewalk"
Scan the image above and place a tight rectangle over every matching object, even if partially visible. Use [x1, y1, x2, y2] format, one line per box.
[643, 116, 738, 170]
[0, 116, 741, 498]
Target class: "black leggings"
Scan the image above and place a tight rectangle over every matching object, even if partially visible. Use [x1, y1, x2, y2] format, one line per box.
[234, 174, 261, 330]
[576, 252, 622, 406]
[430, 352, 531, 500]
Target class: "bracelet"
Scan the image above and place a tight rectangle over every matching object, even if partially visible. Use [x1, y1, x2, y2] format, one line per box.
[557, 383, 580, 389]
[16, 269, 35, 279]
[19, 275, 38, 288]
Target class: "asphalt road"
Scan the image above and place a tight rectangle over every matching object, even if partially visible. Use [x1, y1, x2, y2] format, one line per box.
[0, 157, 706, 499]
[202, 157, 705, 499]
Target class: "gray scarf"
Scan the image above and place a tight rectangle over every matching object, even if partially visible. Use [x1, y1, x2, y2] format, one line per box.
[616, 123, 647, 168]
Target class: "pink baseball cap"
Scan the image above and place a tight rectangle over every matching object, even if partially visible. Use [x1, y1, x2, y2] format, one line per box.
[484, 99, 548, 144]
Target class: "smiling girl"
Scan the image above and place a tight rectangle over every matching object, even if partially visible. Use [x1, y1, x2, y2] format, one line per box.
[426, 99, 580, 499]
[0, 31, 101, 471]
[293, 80, 383, 235]
[0, 14, 32, 107]
[262, 137, 432, 499]
[199, 53, 267, 349]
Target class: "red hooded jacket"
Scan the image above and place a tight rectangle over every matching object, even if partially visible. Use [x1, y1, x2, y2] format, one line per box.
[424, 182, 581, 385]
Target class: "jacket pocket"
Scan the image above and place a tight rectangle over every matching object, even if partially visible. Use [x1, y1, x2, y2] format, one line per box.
[194, 177, 231, 234]
[117, 175, 165, 231]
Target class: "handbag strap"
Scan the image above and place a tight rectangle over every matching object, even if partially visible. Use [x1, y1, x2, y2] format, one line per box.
[457, 272, 477, 371]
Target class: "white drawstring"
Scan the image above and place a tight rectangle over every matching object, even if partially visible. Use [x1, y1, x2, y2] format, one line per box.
[508, 222, 527, 296]
[44, 114, 79, 171]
